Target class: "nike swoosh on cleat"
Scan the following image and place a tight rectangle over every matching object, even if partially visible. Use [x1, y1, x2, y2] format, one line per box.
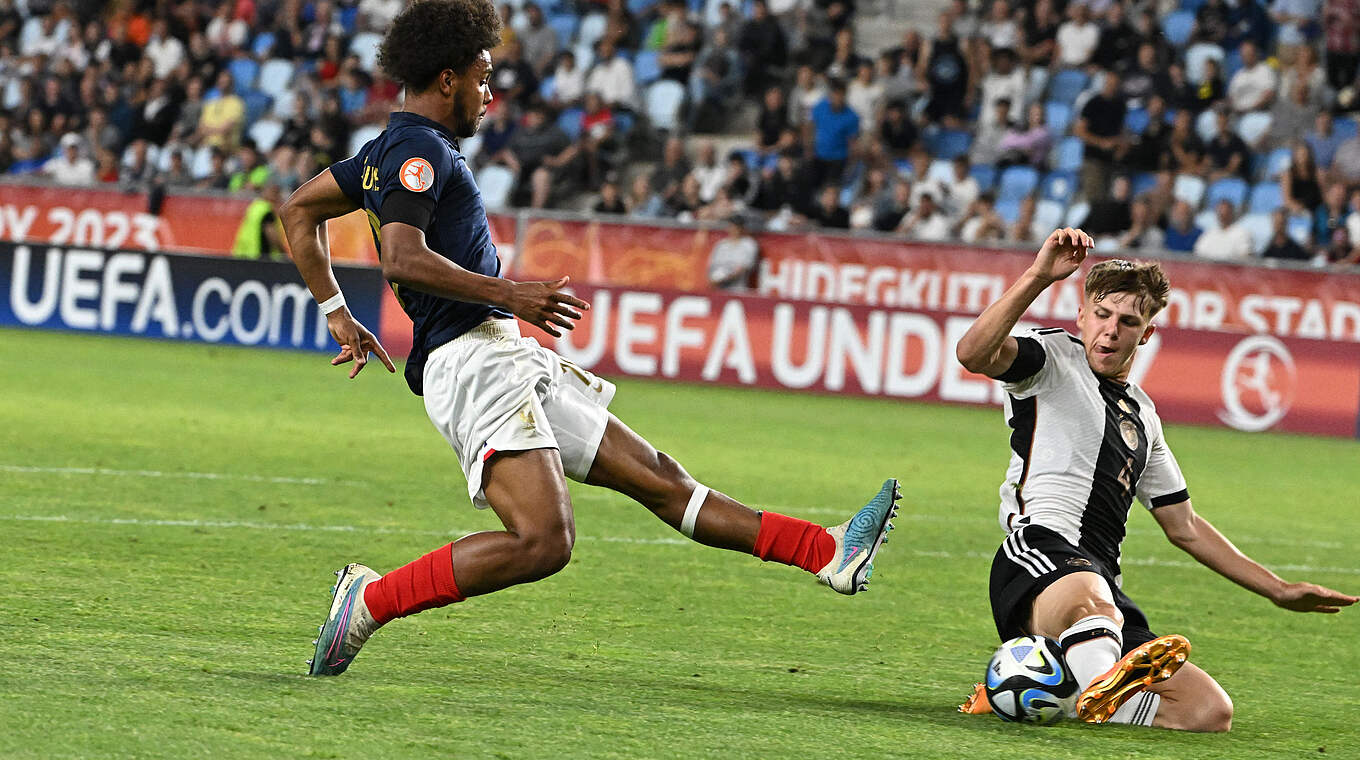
[838, 545, 862, 572]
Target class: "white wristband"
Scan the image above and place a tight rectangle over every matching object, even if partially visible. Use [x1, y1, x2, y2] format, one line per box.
[318, 292, 346, 315]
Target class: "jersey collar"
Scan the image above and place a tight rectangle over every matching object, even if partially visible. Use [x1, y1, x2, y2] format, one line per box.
[388, 111, 461, 149]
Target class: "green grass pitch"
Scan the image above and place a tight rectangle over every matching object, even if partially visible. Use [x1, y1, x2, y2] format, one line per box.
[2, 327, 1357, 759]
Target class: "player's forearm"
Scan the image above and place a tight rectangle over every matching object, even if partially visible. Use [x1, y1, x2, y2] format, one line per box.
[282, 211, 344, 302]
[955, 270, 1050, 372]
[1169, 513, 1287, 601]
[382, 246, 513, 307]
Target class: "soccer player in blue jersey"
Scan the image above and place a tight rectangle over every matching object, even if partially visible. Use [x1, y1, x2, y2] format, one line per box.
[955, 229, 1357, 730]
[280, 0, 900, 677]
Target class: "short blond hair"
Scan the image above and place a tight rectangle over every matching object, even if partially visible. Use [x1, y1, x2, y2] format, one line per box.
[1084, 259, 1170, 319]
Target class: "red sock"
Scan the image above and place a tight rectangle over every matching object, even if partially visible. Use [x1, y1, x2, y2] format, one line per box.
[363, 543, 464, 625]
[751, 511, 835, 574]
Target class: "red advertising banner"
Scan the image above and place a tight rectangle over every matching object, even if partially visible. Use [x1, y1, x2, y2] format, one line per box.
[0, 183, 248, 255]
[511, 220, 1360, 345]
[540, 284, 1360, 438]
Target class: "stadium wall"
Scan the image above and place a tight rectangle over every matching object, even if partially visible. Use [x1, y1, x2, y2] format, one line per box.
[1, 186, 1357, 438]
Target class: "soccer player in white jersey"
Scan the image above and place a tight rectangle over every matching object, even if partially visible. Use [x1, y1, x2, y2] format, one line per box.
[281, 0, 900, 678]
[953, 228, 1357, 730]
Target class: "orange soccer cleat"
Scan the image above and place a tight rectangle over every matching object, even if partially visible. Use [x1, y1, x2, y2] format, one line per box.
[1074, 634, 1191, 724]
[958, 682, 994, 715]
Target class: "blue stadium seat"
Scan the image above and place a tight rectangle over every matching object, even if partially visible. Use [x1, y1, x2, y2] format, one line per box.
[1044, 101, 1072, 135]
[1040, 170, 1077, 204]
[1053, 136, 1084, 172]
[1335, 117, 1359, 142]
[557, 108, 584, 140]
[1195, 108, 1219, 141]
[338, 5, 358, 32]
[1236, 112, 1273, 147]
[1034, 199, 1065, 232]
[928, 129, 972, 160]
[613, 111, 636, 134]
[1222, 50, 1244, 83]
[894, 157, 912, 177]
[1240, 213, 1273, 255]
[971, 163, 997, 191]
[1248, 182, 1283, 214]
[252, 31, 276, 58]
[1186, 42, 1226, 85]
[1262, 147, 1292, 180]
[1124, 107, 1149, 135]
[633, 50, 662, 86]
[926, 158, 954, 184]
[477, 166, 517, 210]
[628, 0, 659, 14]
[1162, 10, 1195, 47]
[644, 80, 686, 131]
[578, 13, 609, 47]
[1131, 172, 1158, 198]
[1065, 200, 1090, 227]
[348, 125, 383, 157]
[996, 198, 1022, 225]
[349, 32, 382, 72]
[241, 90, 272, 126]
[1173, 173, 1207, 207]
[997, 166, 1040, 204]
[1047, 69, 1089, 106]
[227, 58, 259, 93]
[247, 119, 285, 152]
[1205, 177, 1248, 210]
[257, 58, 295, 99]
[547, 13, 579, 49]
[539, 75, 557, 101]
[1287, 214, 1312, 245]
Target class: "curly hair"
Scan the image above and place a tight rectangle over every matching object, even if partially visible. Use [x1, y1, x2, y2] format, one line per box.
[378, 0, 503, 91]
[1084, 259, 1171, 319]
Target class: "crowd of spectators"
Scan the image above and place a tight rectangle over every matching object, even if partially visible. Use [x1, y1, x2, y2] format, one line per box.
[3, 0, 1360, 268]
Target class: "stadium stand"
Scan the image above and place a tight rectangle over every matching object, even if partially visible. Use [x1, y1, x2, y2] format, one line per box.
[0, 0, 1357, 266]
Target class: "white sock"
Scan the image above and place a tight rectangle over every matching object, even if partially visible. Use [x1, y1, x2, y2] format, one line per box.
[1059, 615, 1124, 692]
[1108, 691, 1161, 727]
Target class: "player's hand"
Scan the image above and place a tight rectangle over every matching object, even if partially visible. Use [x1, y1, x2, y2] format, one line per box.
[506, 276, 590, 338]
[327, 309, 397, 379]
[1029, 227, 1093, 284]
[1272, 581, 1360, 613]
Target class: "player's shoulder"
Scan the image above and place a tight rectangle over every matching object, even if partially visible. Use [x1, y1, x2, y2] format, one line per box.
[1027, 327, 1085, 360]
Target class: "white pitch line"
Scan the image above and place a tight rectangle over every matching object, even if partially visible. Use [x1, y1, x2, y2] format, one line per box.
[0, 464, 358, 486]
[3, 514, 1355, 575]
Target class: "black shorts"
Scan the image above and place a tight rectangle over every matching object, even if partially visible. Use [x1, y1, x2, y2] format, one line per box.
[989, 524, 1155, 656]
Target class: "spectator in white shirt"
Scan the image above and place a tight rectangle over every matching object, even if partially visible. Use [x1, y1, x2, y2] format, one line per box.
[707, 216, 761, 291]
[144, 20, 185, 80]
[550, 50, 586, 107]
[1055, 3, 1099, 68]
[901, 192, 952, 240]
[1227, 40, 1277, 114]
[979, 0, 1020, 52]
[846, 60, 884, 124]
[978, 47, 1027, 128]
[585, 39, 638, 112]
[44, 133, 95, 186]
[1194, 199, 1256, 260]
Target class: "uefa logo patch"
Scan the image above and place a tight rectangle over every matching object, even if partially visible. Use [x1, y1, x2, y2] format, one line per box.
[400, 157, 435, 192]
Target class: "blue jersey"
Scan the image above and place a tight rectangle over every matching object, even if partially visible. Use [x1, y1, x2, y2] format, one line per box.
[330, 111, 511, 395]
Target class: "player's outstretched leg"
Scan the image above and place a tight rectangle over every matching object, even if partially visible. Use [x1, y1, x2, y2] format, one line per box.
[1075, 634, 1191, 724]
[584, 415, 900, 594]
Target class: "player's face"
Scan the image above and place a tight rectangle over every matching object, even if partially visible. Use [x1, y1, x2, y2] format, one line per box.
[452, 50, 494, 138]
[1076, 292, 1155, 381]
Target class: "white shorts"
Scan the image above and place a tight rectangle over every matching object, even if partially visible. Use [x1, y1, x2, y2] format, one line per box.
[422, 318, 616, 509]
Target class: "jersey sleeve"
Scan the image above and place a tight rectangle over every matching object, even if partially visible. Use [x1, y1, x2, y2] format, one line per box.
[999, 328, 1074, 398]
[376, 130, 457, 222]
[328, 153, 364, 206]
[1136, 412, 1190, 510]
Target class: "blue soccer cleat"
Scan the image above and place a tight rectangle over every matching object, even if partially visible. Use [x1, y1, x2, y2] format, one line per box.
[308, 563, 382, 676]
[816, 478, 901, 595]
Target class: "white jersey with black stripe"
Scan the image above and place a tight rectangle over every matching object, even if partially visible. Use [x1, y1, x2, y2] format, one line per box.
[995, 328, 1189, 575]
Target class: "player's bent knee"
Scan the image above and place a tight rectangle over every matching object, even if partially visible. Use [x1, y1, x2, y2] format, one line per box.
[1063, 598, 1124, 629]
[518, 529, 574, 581]
[1197, 691, 1233, 733]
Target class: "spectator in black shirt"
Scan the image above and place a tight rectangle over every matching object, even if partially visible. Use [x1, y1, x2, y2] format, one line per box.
[878, 100, 917, 156]
[738, 0, 787, 96]
[1074, 70, 1126, 200]
[1194, 0, 1231, 45]
[593, 177, 628, 215]
[751, 151, 805, 213]
[489, 39, 538, 109]
[1093, 2, 1137, 71]
[1121, 43, 1159, 105]
[1154, 63, 1199, 114]
[1168, 108, 1208, 174]
[1020, 0, 1060, 68]
[1126, 95, 1170, 172]
[1192, 58, 1226, 113]
[1262, 209, 1311, 261]
[872, 179, 912, 232]
[1084, 174, 1133, 237]
[756, 86, 794, 155]
[660, 18, 701, 84]
[1206, 106, 1250, 180]
[809, 183, 850, 228]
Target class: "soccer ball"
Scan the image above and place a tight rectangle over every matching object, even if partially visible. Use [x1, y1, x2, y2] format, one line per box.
[984, 635, 1078, 725]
